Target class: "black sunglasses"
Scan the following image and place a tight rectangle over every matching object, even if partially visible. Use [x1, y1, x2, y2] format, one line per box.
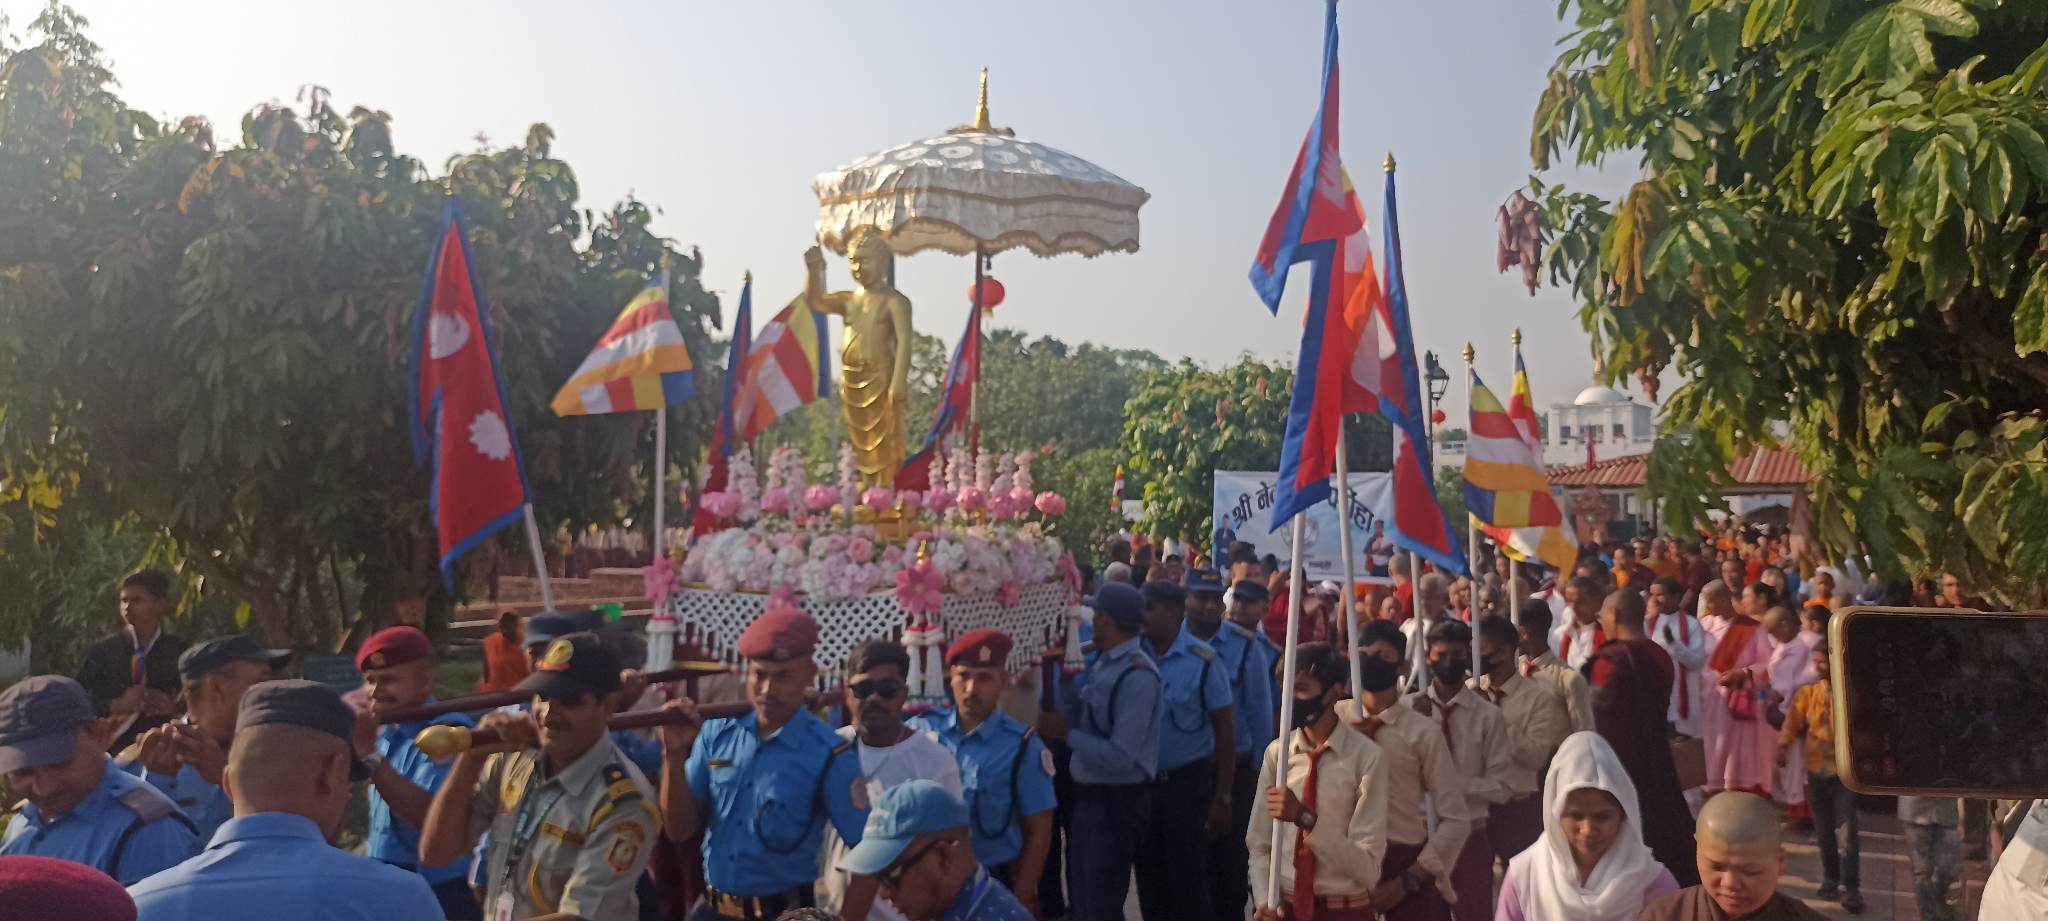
[878, 838, 950, 889]
[849, 678, 907, 699]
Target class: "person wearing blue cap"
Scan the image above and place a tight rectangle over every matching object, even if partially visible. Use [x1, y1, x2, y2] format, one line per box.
[1130, 579, 1233, 921]
[1181, 567, 1270, 916]
[1033, 580, 1159, 921]
[124, 634, 290, 841]
[837, 780, 1033, 921]
[126, 679, 442, 921]
[0, 676, 199, 883]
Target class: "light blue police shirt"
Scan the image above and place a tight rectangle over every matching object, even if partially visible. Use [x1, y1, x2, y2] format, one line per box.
[1, 757, 198, 884]
[127, 812, 442, 921]
[912, 707, 1058, 867]
[683, 708, 866, 896]
[1066, 637, 1161, 785]
[1143, 629, 1233, 771]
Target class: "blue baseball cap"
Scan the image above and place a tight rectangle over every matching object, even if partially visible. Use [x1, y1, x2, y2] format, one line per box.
[1182, 568, 1225, 595]
[1083, 581, 1145, 627]
[0, 676, 95, 773]
[524, 611, 579, 647]
[837, 779, 971, 876]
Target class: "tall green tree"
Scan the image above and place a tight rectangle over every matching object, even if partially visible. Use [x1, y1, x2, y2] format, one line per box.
[0, 5, 721, 655]
[1122, 357, 1392, 552]
[1528, 0, 2048, 603]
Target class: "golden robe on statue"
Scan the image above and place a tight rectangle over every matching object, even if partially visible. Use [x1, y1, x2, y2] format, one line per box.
[805, 228, 913, 490]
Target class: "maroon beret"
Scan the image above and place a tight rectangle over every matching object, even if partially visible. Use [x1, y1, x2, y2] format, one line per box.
[355, 626, 432, 672]
[0, 855, 136, 921]
[737, 608, 819, 661]
[945, 628, 1014, 669]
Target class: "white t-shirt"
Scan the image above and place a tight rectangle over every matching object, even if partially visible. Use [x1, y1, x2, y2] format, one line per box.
[816, 725, 965, 919]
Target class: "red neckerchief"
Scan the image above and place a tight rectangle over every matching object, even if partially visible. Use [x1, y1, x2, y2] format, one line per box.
[1558, 623, 1604, 662]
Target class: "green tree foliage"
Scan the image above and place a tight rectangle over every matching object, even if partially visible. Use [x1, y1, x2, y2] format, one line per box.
[0, 5, 722, 653]
[1122, 357, 1392, 551]
[1529, 0, 2048, 603]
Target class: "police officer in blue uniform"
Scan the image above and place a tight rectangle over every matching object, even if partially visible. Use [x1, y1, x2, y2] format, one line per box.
[127, 679, 443, 920]
[659, 606, 866, 920]
[0, 676, 197, 883]
[1033, 581, 1160, 921]
[350, 625, 478, 918]
[838, 780, 1036, 921]
[1179, 568, 1272, 916]
[1131, 579, 1234, 921]
[912, 628, 1057, 915]
[125, 633, 290, 841]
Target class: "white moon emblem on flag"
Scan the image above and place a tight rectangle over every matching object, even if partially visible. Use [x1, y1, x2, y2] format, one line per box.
[429, 312, 470, 360]
[468, 410, 512, 461]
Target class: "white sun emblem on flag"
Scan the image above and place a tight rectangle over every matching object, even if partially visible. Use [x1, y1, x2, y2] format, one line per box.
[428, 312, 470, 360]
[468, 410, 512, 461]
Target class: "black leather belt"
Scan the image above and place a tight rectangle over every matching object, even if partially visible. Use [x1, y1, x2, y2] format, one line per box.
[705, 886, 811, 920]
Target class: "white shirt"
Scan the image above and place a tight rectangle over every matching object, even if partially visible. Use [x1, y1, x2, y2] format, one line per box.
[1552, 620, 1603, 671]
[1647, 610, 1707, 736]
[818, 726, 964, 919]
[1247, 723, 1389, 900]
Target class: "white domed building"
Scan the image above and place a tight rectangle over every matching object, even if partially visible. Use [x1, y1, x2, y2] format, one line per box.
[1545, 384, 1655, 467]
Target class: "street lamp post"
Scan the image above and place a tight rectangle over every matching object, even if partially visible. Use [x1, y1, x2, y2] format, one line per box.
[1423, 349, 1451, 459]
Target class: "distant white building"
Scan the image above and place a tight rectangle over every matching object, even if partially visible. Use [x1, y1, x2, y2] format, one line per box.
[1545, 385, 1655, 468]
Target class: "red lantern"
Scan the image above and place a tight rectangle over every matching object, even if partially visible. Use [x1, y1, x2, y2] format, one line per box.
[969, 277, 1005, 310]
[1431, 408, 1447, 425]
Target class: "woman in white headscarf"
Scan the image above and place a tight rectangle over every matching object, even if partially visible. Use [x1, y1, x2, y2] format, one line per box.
[1494, 731, 1680, 921]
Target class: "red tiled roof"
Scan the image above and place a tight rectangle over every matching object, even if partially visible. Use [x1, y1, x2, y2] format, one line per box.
[1547, 447, 1810, 489]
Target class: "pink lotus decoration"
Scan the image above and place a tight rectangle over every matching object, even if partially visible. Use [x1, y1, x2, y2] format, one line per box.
[1009, 487, 1035, 510]
[897, 490, 921, 509]
[861, 488, 896, 512]
[700, 491, 740, 519]
[894, 562, 947, 616]
[848, 537, 876, 564]
[996, 578, 1022, 608]
[767, 584, 800, 610]
[923, 489, 956, 513]
[985, 493, 1018, 519]
[760, 488, 792, 514]
[804, 485, 840, 511]
[957, 487, 987, 512]
[1035, 492, 1067, 517]
[641, 556, 678, 599]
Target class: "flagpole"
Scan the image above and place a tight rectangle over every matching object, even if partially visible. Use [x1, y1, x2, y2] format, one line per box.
[520, 503, 556, 612]
[1334, 420, 1363, 703]
[645, 408, 676, 673]
[1462, 342, 1482, 669]
[1264, 512, 1309, 912]
[1509, 556, 1521, 626]
[1406, 551, 1425, 693]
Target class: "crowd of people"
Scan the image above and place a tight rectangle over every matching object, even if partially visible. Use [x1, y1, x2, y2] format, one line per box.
[0, 521, 2030, 921]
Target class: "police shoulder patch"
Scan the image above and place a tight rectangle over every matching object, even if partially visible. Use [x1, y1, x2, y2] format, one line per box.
[116, 787, 173, 823]
[1190, 643, 1216, 662]
[605, 820, 646, 874]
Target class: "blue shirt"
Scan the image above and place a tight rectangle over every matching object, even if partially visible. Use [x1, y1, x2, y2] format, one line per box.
[2, 757, 198, 884]
[1066, 637, 1161, 785]
[1143, 630, 1233, 771]
[684, 709, 866, 896]
[942, 866, 1035, 921]
[128, 812, 442, 921]
[912, 708, 1058, 867]
[610, 728, 664, 777]
[129, 763, 231, 843]
[1193, 621, 1275, 755]
[368, 706, 474, 884]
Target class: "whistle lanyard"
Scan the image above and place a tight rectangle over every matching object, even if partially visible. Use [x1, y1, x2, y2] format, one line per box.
[499, 766, 568, 888]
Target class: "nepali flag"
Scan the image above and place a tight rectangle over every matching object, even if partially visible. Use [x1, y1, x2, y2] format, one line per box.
[1249, 0, 1364, 532]
[896, 296, 982, 489]
[692, 275, 754, 535]
[408, 197, 532, 586]
[1375, 169, 1466, 574]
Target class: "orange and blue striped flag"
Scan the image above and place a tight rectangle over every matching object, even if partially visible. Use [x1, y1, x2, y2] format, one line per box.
[1462, 367, 1561, 528]
[551, 270, 696, 416]
[1475, 343, 1576, 571]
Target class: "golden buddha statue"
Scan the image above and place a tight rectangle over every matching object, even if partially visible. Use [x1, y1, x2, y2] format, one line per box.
[804, 228, 913, 490]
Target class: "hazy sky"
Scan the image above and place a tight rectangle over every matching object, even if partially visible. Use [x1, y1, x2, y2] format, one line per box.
[5, 0, 1645, 420]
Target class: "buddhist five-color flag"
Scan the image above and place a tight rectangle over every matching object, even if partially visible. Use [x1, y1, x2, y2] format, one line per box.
[551, 270, 696, 416]
[730, 292, 832, 445]
[1478, 342, 1577, 572]
[1462, 368, 1561, 528]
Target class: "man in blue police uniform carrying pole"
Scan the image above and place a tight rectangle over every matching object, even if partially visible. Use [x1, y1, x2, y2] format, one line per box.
[126, 679, 444, 921]
[911, 629, 1056, 916]
[1129, 579, 1235, 921]
[658, 606, 866, 921]
[1032, 581, 1160, 921]
[348, 625, 479, 918]
[1182, 568, 1273, 917]
[125, 633, 291, 841]
[0, 676, 198, 883]
[838, 779, 1035, 921]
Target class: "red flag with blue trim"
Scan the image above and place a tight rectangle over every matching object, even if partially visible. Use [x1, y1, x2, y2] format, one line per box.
[1250, 0, 1364, 532]
[896, 298, 981, 489]
[1375, 169, 1466, 574]
[408, 197, 531, 586]
[692, 275, 754, 535]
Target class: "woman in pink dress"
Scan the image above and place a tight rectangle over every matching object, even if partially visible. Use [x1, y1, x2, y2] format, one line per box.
[1494, 732, 1680, 921]
[1699, 582, 1780, 797]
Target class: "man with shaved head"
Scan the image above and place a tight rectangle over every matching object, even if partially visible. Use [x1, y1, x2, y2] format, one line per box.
[1638, 791, 1826, 920]
[1587, 589, 1698, 886]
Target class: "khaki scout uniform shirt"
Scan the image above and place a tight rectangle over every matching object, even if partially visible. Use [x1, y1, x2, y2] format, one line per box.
[466, 736, 659, 920]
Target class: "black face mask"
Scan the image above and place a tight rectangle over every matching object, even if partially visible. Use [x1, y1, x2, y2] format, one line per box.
[1291, 693, 1327, 729]
[1430, 658, 1470, 686]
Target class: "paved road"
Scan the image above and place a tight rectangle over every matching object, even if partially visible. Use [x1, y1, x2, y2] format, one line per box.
[1776, 808, 1990, 921]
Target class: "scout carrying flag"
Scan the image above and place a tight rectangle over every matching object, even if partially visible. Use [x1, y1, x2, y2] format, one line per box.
[551, 270, 696, 416]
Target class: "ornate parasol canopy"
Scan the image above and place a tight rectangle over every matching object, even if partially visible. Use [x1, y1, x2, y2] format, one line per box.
[813, 71, 1148, 258]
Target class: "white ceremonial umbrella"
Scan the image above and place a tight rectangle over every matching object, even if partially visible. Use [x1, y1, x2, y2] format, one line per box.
[814, 70, 1149, 261]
